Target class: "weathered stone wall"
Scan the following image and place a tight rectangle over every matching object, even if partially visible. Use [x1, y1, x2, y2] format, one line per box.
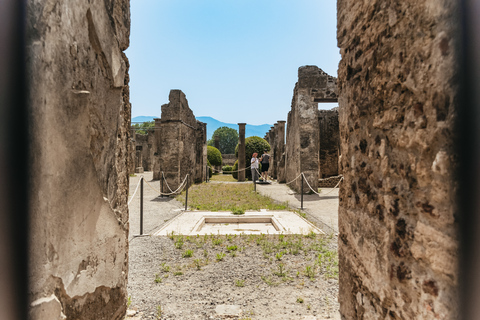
[222, 154, 236, 166]
[318, 108, 339, 178]
[337, 0, 459, 319]
[134, 130, 155, 171]
[27, 1, 130, 319]
[155, 90, 206, 188]
[286, 66, 339, 192]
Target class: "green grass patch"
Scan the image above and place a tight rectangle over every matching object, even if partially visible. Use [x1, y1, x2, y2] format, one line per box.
[210, 174, 236, 182]
[177, 183, 288, 211]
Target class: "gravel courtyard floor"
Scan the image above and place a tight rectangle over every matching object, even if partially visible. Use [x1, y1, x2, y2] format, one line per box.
[127, 172, 340, 320]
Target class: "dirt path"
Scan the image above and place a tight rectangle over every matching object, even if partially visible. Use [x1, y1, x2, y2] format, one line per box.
[127, 173, 340, 320]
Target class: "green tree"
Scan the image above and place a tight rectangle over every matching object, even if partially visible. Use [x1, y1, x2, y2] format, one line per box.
[132, 121, 155, 135]
[207, 126, 239, 154]
[207, 146, 222, 167]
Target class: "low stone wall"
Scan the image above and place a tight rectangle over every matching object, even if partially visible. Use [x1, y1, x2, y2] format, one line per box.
[222, 154, 236, 166]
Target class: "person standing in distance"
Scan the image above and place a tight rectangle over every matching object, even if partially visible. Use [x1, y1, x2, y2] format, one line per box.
[251, 152, 259, 182]
[260, 150, 270, 182]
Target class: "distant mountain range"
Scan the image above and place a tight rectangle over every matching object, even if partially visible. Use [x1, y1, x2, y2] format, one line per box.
[132, 116, 273, 140]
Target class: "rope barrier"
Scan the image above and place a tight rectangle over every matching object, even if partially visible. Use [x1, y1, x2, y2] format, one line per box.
[127, 177, 143, 205]
[208, 164, 252, 174]
[285, 173, 303, 185]
[142, 174, 189, 196]
[320, 176, 344, 195]
[162, 172, 174, 193]
[301, 173, 321, 195]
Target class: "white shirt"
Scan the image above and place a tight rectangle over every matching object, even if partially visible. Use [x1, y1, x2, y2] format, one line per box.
[251, 157, 259, 169]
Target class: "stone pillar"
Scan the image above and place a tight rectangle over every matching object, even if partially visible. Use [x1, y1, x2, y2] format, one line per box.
[238, 123, 246, 181]
[268, 127, 275, 178]
[195, 121, 207, 183]
[272, 123, 279, 179]
[277, 121, 286, 183]
[152, 118, 162, 180]
[214, 135, 220, 150]
[337, 0, 459, 318]
[135, 149, 144, 173]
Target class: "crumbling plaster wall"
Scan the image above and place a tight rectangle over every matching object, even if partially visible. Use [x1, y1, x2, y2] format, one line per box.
[337, 0, 459, 319]
[27, 1, 130, 319]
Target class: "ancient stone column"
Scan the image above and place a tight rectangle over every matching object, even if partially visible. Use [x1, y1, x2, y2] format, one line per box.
[195, 121, 207, 183]
[237, 123, 246, 181]
[214, 135, 220, 150]
[271, 123, 279, 179]
[277, 121, 286, 183]
[135, 149, 144, 173]
[152, 118, 162, 180]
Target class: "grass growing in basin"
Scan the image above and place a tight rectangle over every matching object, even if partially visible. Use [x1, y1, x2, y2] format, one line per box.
[176, 182, 288, 211]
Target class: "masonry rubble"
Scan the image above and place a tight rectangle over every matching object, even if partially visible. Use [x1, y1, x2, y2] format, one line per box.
[27, 1, 131, 319]
[152, 90, 207, 188]
[337, 0, 460, 318]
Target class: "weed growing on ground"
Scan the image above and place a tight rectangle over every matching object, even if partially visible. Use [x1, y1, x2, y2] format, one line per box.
[275, 251, 284, 261]
[235, 279, 245, 287]
[174, 271, 183, 276]
[194, 259, 202, 270]
[160, 263, 170, 273]
[154, 274, 162, 283]
[274, 263, 286, 277]
[216, 252, 226, 261]
[227, 245, 238, 252]
[305, 265, 315, 279]
[232, 208, 245, 215]
[156, 305, 162, 320]
[297, 297, 304, 304]
[212, 238, 223, 246]
[127, 296, 132, 308]
[182, 249, 193, 258]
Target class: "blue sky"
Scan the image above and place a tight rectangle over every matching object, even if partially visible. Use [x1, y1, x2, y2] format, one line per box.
[126, 0, 340, 125]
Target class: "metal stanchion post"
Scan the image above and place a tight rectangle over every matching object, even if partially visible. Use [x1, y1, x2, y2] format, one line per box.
[140, 177, 144, 235]
[160, 177, 164, 198]
[301, 174, 304, 210]
[185, 175, 189, 211]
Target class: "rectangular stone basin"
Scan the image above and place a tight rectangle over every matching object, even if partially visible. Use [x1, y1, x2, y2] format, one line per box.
[154, 210, 323, 236]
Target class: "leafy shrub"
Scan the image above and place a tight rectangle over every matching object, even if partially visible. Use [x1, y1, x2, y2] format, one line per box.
[222, 165, 233, 172]
[207, 146, 222, 166]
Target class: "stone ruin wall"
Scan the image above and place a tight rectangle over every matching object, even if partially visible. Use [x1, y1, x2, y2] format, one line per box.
[154, 90, 207, 188]
[285, 66, 339, 193]
[318, 108, 339, 178]
[337, 0, 459, 318]
[134, 130, 156, 171]
[27, 1, 131, 319]
[222, 154, 236, 166]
